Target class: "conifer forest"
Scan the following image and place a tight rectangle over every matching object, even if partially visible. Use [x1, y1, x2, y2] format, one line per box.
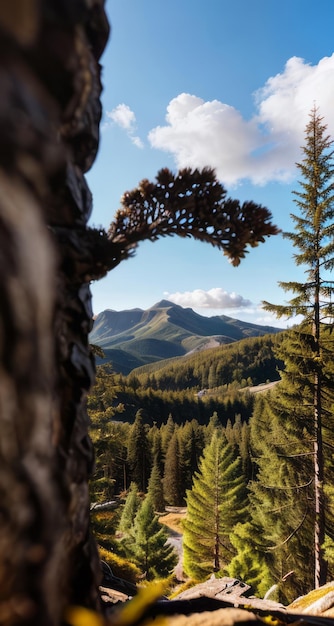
[89, 109, 334, 605]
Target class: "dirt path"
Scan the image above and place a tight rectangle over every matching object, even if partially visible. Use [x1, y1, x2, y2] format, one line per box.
[160, 509, 186, 581]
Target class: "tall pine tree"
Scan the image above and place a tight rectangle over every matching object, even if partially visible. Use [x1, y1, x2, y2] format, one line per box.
[118, 481, 141, 533]
[124, 496, 177, 580]
[127, 410, 151, 492]
[182, 432, 248, 580]
[263, 107, 334, 588]
[178, 421, 204, 494]
[248, 390, 315, 601]
[226, 520, 273, 598]
[88, 366, 128, 500]
[163, 430, 184, 506]
[147, 460, 165, 513]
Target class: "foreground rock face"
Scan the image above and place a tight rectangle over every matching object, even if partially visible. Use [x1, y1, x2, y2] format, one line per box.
[173, 576, 286, 611]
[102, 577, 334, 625]
[288, 582, 334, 617]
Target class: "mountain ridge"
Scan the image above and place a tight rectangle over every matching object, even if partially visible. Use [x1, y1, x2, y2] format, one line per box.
[90, 300, 282, 374]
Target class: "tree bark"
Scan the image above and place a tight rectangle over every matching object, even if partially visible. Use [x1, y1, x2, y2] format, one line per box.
[0, 2, 109, 624]
[313, 270, 326, 587]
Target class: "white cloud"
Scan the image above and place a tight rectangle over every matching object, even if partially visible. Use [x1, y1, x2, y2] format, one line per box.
[130, 135, 144, 149]
[104, 104, 144, 148]
[107, 104, 135, 130]
[165, 288, 252, 310]
[148, 54, 334, 186]
[164, 290, 303, 328]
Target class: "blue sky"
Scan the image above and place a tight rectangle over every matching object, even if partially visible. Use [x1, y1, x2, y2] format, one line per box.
[87, 0, 334, 327]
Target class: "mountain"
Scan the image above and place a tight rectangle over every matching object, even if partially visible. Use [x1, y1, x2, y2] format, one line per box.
[90, 300, 282, 374]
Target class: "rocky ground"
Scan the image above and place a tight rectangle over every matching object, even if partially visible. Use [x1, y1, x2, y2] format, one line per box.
[100, 575, 334, 625]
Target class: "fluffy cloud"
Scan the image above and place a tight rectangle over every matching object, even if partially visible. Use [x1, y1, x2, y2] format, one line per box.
[107, 104, 135, 130]
[105, 104, 144, 148]
[164, 290, 299, 328]
[149, 55, 334, 186]
[165, 288, 252, 310]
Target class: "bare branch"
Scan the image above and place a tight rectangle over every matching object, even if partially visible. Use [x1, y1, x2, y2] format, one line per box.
[261, 477, 313, 490]
[266, 508, 309, 551]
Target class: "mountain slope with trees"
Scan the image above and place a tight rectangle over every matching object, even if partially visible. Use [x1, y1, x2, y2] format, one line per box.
[129, 332, 284, 392]
[87, 332, 284, 426]
[90, 300, 282, 374]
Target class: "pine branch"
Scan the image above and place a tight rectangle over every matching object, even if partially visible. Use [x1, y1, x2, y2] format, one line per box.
[105, 167, 279, 271]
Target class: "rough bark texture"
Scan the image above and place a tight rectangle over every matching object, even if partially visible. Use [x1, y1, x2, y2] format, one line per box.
[0, 2, 109, 624]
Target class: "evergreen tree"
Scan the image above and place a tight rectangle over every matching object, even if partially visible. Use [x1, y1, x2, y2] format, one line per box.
[125, 496, 177, 579]
[225, 418, 233, 442]
[232, 414, 242, 444]
[148, 424, 164, 475]
[127, 410, 151, 492]
[239, 422, 253, 482]
[118, 482, 141, 533]
[147, 460, 165, 513]
[263, 107, 334, 588]
[88, 365, 128, 500]
[226, 521, 273, 598]
[324, 472, 334, 577]
[163, 431, 184, 506]
[151, 426, 164, 476]
[178, 421, 204, 494]
[160, 415, 176, 455]
[205, 412, 223, 444]
[208, 363, 218, 388]
[248, 388, 316, 601]
[183, 432, 248, 580]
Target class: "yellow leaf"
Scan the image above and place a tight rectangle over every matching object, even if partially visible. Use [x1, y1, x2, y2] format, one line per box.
[113, 581, 166, 626]
[65, 605, 105, 626]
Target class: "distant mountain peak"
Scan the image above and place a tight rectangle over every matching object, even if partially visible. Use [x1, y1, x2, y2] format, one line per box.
[151, 299, 175, 308]
[90, 301, 283, 375]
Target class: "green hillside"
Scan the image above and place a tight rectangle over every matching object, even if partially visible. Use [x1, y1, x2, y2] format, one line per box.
[129, 332, 284, 391]
[100, 332, 285, 425]
[90, 300, 282, 374]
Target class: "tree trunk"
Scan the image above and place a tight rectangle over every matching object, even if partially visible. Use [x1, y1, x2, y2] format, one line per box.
[0, 2, 109, 624]
[314, 372, 326, 587]
[214, 450, 220, 572]
[313, 264, 326, 588]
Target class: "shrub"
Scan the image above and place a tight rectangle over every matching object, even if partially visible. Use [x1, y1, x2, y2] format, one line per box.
[98, 546, 141, 584]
